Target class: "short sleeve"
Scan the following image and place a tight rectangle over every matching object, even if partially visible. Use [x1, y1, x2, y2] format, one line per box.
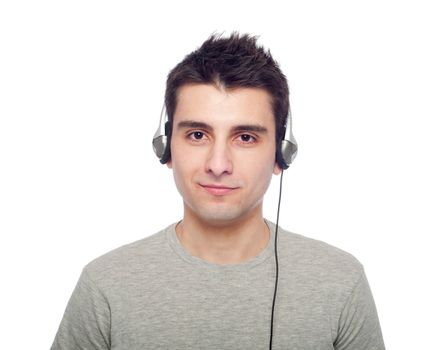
[334, 268, 385, 350]
[50, 267, 111, 350]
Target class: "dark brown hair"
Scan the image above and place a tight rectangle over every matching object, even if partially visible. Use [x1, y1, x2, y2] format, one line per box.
[164, 31, 290, 159]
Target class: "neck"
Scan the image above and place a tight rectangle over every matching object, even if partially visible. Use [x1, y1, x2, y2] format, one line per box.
[175, 206, 270, 265]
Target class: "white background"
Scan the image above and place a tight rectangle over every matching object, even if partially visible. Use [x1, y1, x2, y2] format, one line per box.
[1, 0, 434, 348]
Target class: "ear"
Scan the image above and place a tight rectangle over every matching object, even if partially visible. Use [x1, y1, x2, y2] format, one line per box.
[273, 162, 282, 175]
[166, 159, 173, 169]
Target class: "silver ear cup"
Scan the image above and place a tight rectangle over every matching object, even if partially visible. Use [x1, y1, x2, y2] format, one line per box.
[281, 139, 298, 168]
[152, 104, 170, 162]
[152, 134, 168, 159]
[278, 105, 298, 169]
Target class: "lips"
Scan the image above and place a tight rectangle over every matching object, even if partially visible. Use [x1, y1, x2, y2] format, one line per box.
[199, 184, 238, 196]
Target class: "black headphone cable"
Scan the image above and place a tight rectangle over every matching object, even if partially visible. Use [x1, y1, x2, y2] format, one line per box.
[269, 170, 284, 350]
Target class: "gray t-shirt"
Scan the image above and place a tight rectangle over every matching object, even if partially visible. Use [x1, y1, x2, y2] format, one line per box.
[51, 220, 385, 349]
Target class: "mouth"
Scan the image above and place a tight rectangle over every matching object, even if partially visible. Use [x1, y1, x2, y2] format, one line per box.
[199, 184, 239, 196]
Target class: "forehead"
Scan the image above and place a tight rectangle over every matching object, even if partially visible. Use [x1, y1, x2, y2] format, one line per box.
[173, 83, 275, 128]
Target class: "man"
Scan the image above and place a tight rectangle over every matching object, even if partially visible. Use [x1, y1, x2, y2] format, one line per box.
[51, 32, 385, 349]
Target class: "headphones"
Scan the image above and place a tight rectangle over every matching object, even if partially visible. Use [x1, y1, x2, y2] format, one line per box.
[152, 102, 298, 168]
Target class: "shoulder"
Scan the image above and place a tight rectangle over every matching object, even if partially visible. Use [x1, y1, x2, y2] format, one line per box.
[81, 223, 176, 288]
[275, 224, 364, 292]
[281, 227, 362, 269]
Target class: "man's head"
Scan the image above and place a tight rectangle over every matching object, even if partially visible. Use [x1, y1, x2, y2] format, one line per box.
[163, 31, 290, 167]
[160, 32, 292, 226]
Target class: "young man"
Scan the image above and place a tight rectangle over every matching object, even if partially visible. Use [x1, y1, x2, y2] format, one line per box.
[51, 32, 385, 349]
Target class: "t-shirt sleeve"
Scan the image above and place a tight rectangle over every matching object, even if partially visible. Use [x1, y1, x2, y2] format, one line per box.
[333, 268, 385, 350]
[50, 267, 111, 350]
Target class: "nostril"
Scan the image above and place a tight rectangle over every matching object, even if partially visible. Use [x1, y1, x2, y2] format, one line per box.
[204, 146, 233, 176]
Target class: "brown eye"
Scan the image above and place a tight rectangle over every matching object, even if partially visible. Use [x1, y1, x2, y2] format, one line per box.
[240, 134, 255, 142]
[191, 131, 204, 140]
[188, 131, 205, 141]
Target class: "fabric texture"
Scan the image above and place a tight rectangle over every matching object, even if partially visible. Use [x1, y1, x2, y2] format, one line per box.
[51, 220, 385, 349]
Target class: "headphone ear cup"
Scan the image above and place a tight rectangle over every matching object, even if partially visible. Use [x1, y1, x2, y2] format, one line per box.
[277, 139, 298, 170]
[276, 147, 288, 170]
[152, 116, 172, 163]
[159, 140, 171, 164]
[159, 121, 172, 164]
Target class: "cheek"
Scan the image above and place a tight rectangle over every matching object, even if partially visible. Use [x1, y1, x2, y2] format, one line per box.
[241, 154, 275, 186]
[171, 147, 201, 187]
[171, 162, 191, 199]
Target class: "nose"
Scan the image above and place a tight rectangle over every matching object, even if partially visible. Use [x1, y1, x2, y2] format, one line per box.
[204, 139, 233, 177]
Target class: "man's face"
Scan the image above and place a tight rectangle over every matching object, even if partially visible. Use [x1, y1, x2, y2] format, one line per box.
[167, 83, 281, 226]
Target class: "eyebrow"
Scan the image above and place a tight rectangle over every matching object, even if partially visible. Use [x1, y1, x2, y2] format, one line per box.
[176, 120, 269, 134]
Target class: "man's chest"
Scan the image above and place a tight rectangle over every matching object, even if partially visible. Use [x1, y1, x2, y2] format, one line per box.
[107, 269, 334, 349]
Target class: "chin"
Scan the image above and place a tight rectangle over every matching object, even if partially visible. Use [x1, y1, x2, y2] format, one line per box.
[188, 203, 252, 226]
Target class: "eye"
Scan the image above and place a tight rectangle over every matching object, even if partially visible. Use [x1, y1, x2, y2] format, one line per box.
[188, 131, 206, 141]
[238, 134, 256, 143]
